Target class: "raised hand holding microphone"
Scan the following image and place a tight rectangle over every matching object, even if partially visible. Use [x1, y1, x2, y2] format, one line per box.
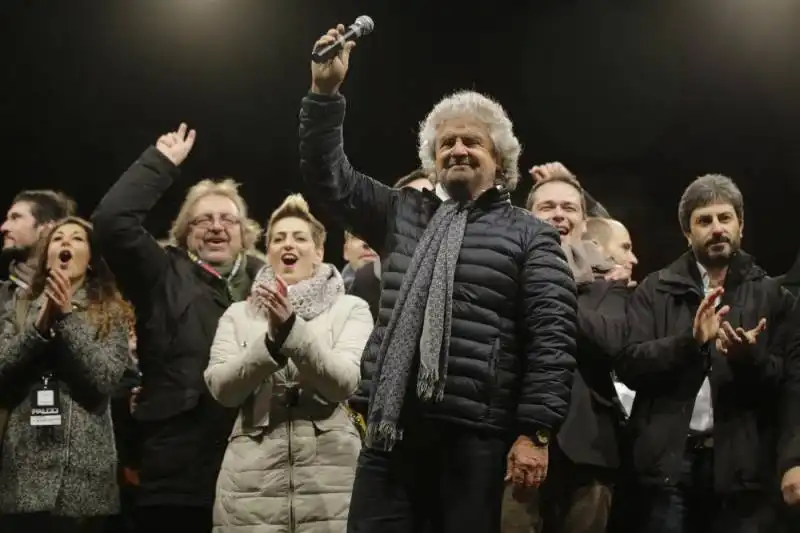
[311, 24, 358, 96]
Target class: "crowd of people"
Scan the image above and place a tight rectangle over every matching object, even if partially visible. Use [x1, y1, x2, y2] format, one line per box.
[0, 21, 800, 533]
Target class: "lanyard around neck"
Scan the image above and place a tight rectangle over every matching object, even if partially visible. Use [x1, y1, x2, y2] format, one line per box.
[186, 251, 243, 284]
[8, 273, 30, 291]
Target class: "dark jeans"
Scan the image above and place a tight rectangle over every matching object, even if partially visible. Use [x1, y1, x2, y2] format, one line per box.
[0, 513, 105, 533]
[135, 505, 212, 533]
[347, 423, 508, 533]
[634, 446, 778, 533]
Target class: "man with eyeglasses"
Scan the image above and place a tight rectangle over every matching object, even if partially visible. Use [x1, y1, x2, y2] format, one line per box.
[92, 124, 265, 533]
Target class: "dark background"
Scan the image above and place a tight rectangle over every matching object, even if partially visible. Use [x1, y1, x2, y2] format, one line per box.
[2, 0, 799, 278]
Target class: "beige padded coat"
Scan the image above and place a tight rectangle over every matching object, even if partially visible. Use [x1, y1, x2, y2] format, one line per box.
[205, 294, 373, 533]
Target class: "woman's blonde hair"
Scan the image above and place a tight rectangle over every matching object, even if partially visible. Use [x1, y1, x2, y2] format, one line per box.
[168, 179, 262, 251]
[266, 194, 326, 249]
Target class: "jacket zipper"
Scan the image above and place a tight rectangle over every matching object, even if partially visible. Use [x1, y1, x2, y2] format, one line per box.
[288, 410, 295, 531]
[287, 365, 297, 532]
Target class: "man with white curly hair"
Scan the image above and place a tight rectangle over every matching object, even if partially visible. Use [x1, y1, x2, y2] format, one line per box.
[300, 24, 578, 533]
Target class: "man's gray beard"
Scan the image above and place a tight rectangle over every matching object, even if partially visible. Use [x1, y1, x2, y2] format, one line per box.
[440, 169, 488, 203]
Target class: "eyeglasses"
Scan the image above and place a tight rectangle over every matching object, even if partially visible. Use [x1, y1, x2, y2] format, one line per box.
[190, 214, 241, 229]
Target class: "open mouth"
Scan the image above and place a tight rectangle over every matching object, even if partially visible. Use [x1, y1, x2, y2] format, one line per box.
[205, 237, 228, 247]
[281, 253, 298, 267]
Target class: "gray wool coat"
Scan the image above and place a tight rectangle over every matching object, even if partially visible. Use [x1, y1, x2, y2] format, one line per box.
[0, 298, 129, 517]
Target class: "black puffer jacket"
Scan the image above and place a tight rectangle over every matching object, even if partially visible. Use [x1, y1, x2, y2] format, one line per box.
[299, 93, 577, 437]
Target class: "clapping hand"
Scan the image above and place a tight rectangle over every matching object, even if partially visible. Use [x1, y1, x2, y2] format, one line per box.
[35, 268, 73, 334]
[155, 123, 196, 166]
[253, 276, 294, 327]
[692, 287, 729, 345]
[311, 24, 356, 96]
[716, 318, 767, 358]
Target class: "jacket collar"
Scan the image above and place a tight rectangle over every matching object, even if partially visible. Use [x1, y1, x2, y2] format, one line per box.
[657, 249, 764, 296]
[429, 184, 510, 211]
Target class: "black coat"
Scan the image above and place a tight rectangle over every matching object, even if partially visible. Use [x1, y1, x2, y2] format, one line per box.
[299, 92, 578, 437]
[92, 147, 263, 507]
[557, 280, 631, 469]
[619, 250, 795, 493]
[348, 261, 380, 323]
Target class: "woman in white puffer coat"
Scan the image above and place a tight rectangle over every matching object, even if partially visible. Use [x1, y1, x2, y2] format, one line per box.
[204, 194, 373, 533]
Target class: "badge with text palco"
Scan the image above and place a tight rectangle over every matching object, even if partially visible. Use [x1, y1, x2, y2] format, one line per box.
[30, 375, 62, 427]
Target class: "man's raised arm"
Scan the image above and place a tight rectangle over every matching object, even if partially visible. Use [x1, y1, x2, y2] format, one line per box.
[299, 24, 398, 252]
[92, 124, 196, 306]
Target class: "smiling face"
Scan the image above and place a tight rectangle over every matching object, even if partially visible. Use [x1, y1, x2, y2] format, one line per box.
[433, 117, 498, 200]
[530, 180, 586, 244]
[267, 216, 323, 285]
[185, 194, 243, 266]
[46, 222, 91, 286]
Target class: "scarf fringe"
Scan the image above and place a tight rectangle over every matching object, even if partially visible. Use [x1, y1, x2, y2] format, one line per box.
[416, 367, 444, 403]
[365, 421, 403, 451]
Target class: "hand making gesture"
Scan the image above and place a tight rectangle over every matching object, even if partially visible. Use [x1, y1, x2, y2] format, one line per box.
[156, 123, 196, 167]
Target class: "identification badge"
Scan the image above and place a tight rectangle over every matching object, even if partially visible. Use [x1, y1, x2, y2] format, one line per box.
[30, 376, 61, 427]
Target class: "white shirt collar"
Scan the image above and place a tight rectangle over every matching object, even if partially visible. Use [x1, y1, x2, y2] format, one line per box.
[696, 261, 710, 291]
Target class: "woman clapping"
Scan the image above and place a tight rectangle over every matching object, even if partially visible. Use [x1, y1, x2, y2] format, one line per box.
[205, 195, 373, 533]
[0, 217, 132, 533]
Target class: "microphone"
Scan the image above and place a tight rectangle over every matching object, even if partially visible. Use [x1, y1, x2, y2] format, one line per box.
[312, 15, 374, 64]
[59, 250, 72, 263]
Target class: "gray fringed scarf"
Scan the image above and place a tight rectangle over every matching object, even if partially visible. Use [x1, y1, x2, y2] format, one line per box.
[366, 200, 469, 451]
[250, 263, 344, 320]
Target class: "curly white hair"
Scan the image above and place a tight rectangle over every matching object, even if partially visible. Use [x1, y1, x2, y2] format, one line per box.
[417, 90, 522, 191]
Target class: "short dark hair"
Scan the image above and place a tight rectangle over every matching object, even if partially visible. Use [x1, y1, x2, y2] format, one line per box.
[525, 175, 587, 216]
[678, 174, 743, 233]
[12, 190, 76, 225]
[394, 169, 431, 189]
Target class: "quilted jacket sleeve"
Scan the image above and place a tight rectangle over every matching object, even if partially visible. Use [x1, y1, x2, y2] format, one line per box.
[517, 222, 578, 436]
[299, 93, 400, 255]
